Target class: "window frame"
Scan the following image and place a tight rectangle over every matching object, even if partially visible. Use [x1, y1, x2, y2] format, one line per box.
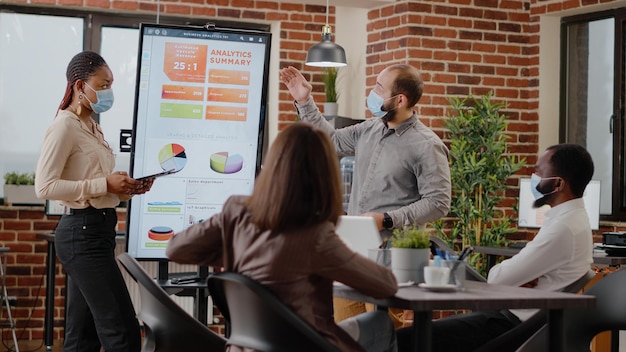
[560, 8, 625, 221]
[0, 4, 270, 203]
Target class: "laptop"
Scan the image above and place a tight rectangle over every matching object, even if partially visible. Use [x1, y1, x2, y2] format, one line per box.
[335, 215, 383, 257]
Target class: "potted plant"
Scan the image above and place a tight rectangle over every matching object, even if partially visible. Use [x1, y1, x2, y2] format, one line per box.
[433, 91, 525, 276]
[321, 67, 339, 117]
[390, 224, 431, 283]
[3, 172, 43, 205]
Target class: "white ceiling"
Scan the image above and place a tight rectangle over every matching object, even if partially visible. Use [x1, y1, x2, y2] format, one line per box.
[273, 0, 395, 9]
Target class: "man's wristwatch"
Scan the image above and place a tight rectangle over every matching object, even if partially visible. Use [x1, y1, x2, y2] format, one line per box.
[383, 213, 393, 230]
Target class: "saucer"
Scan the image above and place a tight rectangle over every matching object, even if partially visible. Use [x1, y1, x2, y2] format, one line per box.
[418, 283, 458, 292]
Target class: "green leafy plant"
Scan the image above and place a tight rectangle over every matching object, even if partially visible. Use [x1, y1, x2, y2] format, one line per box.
[391, 224, 431, 249]
[434, 92, 525, 276]
[3, 172, 35, 185]
[321, 67, 338, 103]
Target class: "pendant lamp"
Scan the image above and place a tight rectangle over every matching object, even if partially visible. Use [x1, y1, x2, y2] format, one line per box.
[305, 0, 347, 67]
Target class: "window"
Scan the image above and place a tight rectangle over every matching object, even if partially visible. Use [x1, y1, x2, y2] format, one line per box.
[0, 11, 83, 196]
[561, 9, 624, 220]
[0, 5, 268, 199]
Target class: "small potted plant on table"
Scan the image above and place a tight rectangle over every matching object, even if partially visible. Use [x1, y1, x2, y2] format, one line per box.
[390, 224, 431, 283]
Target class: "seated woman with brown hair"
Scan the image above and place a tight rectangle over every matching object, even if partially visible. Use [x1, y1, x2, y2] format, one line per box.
[166, 122, 398, 352]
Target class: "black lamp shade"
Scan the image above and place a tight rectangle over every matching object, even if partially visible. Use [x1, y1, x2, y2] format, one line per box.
[305, 33, 347, 68]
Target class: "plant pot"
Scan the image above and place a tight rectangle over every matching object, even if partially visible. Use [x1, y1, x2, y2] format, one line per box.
[391, 247, 430, 283]
[3, 185, 44, 206]
[323, 102, 338, 118]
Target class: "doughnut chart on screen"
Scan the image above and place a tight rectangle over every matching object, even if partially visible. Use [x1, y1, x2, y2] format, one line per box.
[127, 23, 271, 260]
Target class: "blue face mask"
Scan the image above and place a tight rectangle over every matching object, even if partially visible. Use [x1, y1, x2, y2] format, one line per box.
[367, 91, 399, 119]
[84, 83, 114, 113]
[530, 173, 560, 200]
[367, 90, 387, 118]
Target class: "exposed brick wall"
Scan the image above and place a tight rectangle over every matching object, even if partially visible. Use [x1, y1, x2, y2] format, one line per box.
[0, 206, 60, 341]
[0, 0, 623, 343]
[0, 206, 130, 342]
[364, 0, 618, 245]
[366, 0, 539, 201]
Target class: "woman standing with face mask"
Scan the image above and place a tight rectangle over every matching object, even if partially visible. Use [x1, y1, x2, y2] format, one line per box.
[36, 51, 152, 352]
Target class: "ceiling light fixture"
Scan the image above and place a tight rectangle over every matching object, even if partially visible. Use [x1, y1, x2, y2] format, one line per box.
[305, 0, 347, 68]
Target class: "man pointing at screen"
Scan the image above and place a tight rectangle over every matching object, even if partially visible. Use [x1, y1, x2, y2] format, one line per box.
[279, 65, 451, 233]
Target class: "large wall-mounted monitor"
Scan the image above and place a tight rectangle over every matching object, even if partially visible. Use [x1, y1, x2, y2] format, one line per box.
[518, 178, 601, 231]
[126, 23, 271, 260]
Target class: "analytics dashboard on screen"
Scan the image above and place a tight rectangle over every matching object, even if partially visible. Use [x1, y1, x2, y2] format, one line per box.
[127, 23, 271, 260]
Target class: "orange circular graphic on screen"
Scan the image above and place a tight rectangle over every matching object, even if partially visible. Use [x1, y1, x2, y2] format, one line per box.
[148, 226, 174, 241]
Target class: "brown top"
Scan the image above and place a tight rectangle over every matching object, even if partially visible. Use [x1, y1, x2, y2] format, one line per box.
[166, 195, 398, 351]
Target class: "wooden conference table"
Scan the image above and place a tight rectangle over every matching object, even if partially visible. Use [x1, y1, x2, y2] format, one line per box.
[334, 280, 595, 352]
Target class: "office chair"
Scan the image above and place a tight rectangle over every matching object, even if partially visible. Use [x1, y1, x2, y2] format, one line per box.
[117, 253, 226, 352]
[474, 269, 596, 352]
[429, 236, 486, 282]
[207, 272, 340, 352]
[515, 268, 626, 352]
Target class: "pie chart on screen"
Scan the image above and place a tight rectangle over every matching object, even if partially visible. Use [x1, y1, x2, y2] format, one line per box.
[158, 143, 187, 172]
[210, 152, 243, 174]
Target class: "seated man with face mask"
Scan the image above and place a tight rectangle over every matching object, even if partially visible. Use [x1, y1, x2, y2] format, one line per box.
[397, 143, 595, 352]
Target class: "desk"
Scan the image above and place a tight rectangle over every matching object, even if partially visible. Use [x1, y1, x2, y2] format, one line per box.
[473, 246, 626, 270]
[473, 245, 626, 352]
[334, 281, 595, 352]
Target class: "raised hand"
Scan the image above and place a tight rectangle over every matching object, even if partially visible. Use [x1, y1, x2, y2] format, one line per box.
[279, 66, 313, 104]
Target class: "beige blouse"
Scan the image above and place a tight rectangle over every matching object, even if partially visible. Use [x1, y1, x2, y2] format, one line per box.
[167, 195, 398, 352]
[35, 109, 128, 209]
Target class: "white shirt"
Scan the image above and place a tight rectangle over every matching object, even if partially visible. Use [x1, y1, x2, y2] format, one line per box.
[487, 198, 593, 320]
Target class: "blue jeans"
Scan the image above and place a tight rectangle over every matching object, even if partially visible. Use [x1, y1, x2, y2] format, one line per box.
[55, 207, 140, 352]
[339, 310, 397, 352]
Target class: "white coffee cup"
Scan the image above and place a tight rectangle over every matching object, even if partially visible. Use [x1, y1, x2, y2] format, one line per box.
[423, 266, 451, 286]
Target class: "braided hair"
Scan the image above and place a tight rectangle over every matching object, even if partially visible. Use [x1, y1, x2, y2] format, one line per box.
[57, 51, 108, 114]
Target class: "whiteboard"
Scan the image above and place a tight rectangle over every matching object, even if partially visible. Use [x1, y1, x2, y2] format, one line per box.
[126, 24, 271, 260]
[518, 178, 600, 231]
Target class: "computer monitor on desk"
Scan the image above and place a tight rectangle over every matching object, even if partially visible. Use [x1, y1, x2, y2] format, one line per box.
[518, 178, 601, 230]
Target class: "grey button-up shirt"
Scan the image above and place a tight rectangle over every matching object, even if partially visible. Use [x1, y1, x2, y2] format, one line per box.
[296, 98, 451, 230]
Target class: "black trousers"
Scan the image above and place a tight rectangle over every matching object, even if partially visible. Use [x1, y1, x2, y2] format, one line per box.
[396, 310, 521, 352]
[55, 207, 140, 352]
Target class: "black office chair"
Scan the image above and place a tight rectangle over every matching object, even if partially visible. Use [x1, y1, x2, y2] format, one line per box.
[429, 236, 486, 282]
[207, 272, 340, 352]
[474, 269, 596, 352]
[117, 253, 226, 352]
[514, 268, 626, 352]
